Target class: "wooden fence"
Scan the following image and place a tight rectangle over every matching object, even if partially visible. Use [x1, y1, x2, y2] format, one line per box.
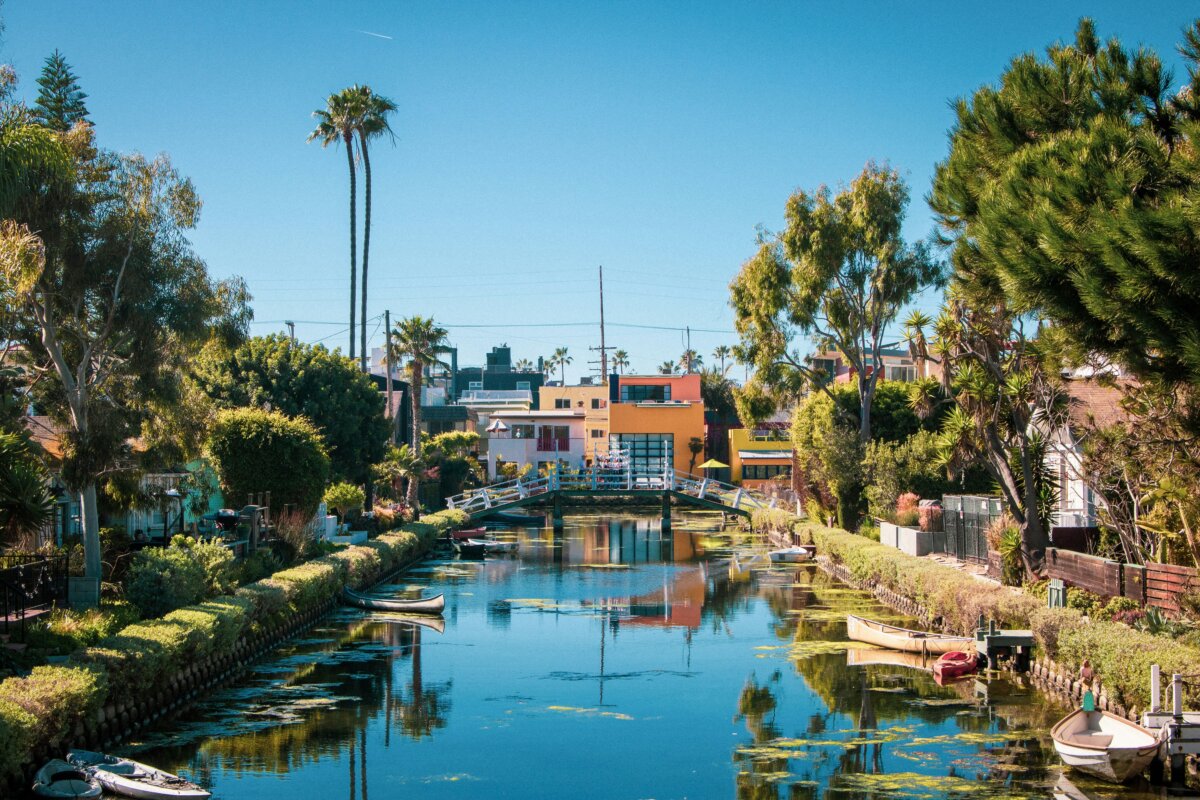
[1044, 547, 1197, 612]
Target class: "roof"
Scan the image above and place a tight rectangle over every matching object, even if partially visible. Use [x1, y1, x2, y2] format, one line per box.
[23, 415, 66, 461]
[1066, 379, 1133, 431]
[738, 449, 792, 461]
[422, 405, 474, 421]
[491, 409, 586, 419]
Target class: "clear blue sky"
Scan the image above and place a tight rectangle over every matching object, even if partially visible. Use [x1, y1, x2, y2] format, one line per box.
[3, 2, 1196, 380]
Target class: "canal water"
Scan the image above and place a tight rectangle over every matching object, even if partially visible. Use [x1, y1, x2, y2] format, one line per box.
[122, 510, 1171, 799]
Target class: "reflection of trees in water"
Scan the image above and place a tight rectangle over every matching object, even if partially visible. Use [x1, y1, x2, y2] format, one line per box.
[392, 626, 452, 739]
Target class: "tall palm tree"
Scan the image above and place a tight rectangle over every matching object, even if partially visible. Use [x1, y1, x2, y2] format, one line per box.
[514, 358, 533, 371]
[355, 87, 398, 371]
[309, 87, 368, 361]
[658, 361, 677, 375]
[611, 349, 630, 375]
[712, 345, 732, 374]
[391, 316, 452, 515]
[542, 354, 558, 379]
[679, 349, 703, 373]
[551, 347, 571, 383]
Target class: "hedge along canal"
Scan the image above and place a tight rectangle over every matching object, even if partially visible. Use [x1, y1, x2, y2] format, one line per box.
[0, 508, 469, 794]
[62, 508, 1167, 800]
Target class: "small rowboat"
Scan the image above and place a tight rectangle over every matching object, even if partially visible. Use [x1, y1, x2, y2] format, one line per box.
[466, 538, 518, 554]
[66, 751, 209, 800]
[846, 614, 975, 655]
[453, 540, 487, 559]
[33, 760, 102, 799]
[932, 650, 978, 682]
[342, 587, 445, 615]
[768, 546, 814, 564]
[1050, 708, 1161, 783]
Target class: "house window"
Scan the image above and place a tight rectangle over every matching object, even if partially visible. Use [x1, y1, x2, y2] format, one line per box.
[743, 464, 791, 480]
[511, 424, 535, 439]
[610, 433, 674, 473]
[591, 398, 604, 409]
[811, 358, 837, 385]
[885, 365, 916, 382]
[468, 381, 483, 390]
[537, 425, 571, 452]
[516, 381, 531, 391]
[620, 384, 671, 403]
[590, 429, 604, 438]
[554, 398, 571, 409]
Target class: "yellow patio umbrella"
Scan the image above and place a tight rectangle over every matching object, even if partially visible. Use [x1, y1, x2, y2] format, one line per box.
[696, 459, 728, 470]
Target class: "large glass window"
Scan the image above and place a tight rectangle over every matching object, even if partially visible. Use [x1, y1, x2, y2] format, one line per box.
[743, 464, 791, 480]
[537, 425, 571, 452]
[620, 384, 671, 403]
[511, 424, 535, 439]
[610, 433, 674, 474]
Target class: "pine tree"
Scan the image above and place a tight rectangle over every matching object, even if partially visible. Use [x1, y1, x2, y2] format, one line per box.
[34, 50, 89, 131]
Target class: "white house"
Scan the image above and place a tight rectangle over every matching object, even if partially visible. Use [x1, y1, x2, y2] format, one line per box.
[485, 409, 588, 480]
[1042, 378, 1131, 527]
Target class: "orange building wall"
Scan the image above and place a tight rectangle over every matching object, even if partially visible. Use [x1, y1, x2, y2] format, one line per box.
[609, 402, 706, 475]
[617, 374, 702, 402]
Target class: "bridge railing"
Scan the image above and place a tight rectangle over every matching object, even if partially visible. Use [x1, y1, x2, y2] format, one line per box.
[447, 466, 776, 514]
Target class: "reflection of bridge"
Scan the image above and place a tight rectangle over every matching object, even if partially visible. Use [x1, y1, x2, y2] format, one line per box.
[445, 467, 777, 526]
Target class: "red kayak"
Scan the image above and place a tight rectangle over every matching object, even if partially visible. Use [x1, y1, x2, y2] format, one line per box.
[932, 650, 978, 683]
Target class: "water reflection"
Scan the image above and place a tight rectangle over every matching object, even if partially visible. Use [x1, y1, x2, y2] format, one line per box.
[114, 510, 1182, 799]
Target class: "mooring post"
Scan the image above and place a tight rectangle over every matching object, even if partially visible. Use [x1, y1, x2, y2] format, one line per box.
[661, 491, 672, 534]
[1171, 672, 1186, 787]
[1151, 664, 1162, 714]
[552, 492, 563, 532]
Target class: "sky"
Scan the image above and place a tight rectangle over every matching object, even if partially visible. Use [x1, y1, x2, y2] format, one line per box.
[2, 2, 1197, 382]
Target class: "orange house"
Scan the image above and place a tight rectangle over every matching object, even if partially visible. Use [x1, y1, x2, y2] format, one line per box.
[608, 374, 706, 476]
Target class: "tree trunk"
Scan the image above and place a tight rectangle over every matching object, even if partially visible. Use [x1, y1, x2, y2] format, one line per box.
[345, 131, 357, 361]
[857, 372, 875, 444]
[360, 138, 371, 372]
[80, 483, 102, 581]
[407, 363, 422, 517]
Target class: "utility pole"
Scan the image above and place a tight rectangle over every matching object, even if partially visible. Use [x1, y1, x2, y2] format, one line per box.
[685, 326, 692, 373]
[285, 320, 295, 344]
[384, 309, 395, 445]
[589, 265, 615, 384]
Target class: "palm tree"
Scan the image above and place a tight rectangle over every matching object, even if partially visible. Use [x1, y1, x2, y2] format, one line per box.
[309, 87, 369, 362]
[658, 361, 676, 375]
[551, 347, 571, 383]
[514, 358, 533, 371]
[0, 433, 54, 550]
[679, 349, 703, 374]
[391, 316, 452, 515]
[712, 345, 732, 374]
[373, 444, 423, 504]
[611, 349, 630, 375]
[355, 87, 398, 372]
[542, 354, 558, 378]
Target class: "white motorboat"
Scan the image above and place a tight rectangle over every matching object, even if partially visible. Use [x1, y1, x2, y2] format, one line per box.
[1050, 708, 1161, 783]
[32, 760, 101, 799]
[66, 750, 210, 799]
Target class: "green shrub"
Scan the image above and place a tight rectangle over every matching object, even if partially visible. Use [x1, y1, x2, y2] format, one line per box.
[124, 545, 208, 618]
[1094, 596, 1141, 622]
[237, 549, 285, 584]
[1067, 588, 1103, 616]
[0, 698, 35, 781]
[206, 407, 331, 515]
[24, 603, 140, 655]
[171, 535, 237, 596]
[0, 666, 105, 752]
[324, 482, 365, 519]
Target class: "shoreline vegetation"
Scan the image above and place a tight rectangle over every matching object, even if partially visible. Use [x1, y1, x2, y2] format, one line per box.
[0, 509, 467, 789]
[751, 508, 1200, 716]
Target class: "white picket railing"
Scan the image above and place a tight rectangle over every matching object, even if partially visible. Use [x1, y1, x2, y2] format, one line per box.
[445, 467, 775, 515]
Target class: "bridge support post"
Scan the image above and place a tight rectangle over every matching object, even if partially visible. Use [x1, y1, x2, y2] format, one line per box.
[552, 492, 564, 532]
[661, 491, 672, 533]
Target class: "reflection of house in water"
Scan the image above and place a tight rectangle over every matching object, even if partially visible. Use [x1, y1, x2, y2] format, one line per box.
[587, 563, 711, 630]
[570, 518, 704, 565]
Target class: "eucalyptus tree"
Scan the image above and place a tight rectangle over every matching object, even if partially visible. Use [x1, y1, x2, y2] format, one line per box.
[355, 87, 397, 371]
[391, 316, 452, 513]
[730, 163, 940, 441]
[308, 87, 368, 362]
[611, 349, 630, 375]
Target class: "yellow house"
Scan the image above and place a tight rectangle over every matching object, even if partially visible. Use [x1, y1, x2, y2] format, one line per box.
[608, 374, 706, 475]
[539, 382, 611, 457]
[728, 428, 792, 489]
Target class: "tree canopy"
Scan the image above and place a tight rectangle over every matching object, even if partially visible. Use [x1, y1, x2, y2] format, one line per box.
[732, 162, 941, 441]
[191, 334, 388, 486]
[33, 50, 88, 132]
[931, 18, 1200, 383]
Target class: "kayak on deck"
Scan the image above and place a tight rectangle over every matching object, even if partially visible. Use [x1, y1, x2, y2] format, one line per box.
[846, 614, 975, 655]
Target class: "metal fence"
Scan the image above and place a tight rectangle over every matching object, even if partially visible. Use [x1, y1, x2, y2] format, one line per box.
[941, 495, 1003, 564]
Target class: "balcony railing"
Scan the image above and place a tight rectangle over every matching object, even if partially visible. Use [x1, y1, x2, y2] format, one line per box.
[536, 437, 571, 452]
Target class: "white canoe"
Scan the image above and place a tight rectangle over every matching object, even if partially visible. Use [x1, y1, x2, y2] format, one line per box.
[342, 587, 445, 614]
[768, 546, 814, 564]
[846, 614, 975, 655]
[67, 750, 210, 800]
[33, 760, 102, 799]
[1050, 708, 1161, 783]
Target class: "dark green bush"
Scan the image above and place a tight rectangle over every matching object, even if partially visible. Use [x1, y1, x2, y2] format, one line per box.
[124, 545, 208, 618]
